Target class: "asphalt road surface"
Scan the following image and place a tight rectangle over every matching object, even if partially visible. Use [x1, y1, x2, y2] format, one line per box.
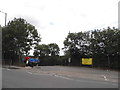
[2, 66, 118, 88]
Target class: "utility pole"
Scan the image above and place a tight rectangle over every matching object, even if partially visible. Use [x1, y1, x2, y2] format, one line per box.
[107, 54, 110, 69]
[0, 10, 7, 66]
[0, 11, 7, 26]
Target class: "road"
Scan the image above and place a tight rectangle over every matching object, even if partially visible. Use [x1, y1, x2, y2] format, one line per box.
[2, 66, 118, 88]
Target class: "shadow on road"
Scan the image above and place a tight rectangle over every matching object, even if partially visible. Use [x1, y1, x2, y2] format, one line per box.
[7, 67, 19, 69]
[2, 66, 20, 69]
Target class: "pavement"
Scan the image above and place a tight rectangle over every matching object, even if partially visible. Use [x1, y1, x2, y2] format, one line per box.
[2, 66, 119, 88]
[9, 65, 119, 83]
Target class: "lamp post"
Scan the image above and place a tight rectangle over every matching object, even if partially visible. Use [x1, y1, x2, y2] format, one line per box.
[0, 10, 7, 26]
[0, 11, 7, 65]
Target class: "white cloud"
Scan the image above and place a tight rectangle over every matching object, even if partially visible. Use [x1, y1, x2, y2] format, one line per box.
[0, 0, 119, 55]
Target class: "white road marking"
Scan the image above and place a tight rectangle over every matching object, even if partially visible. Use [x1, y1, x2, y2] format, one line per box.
[66, 75, 71, 77]
[34, 73, 52, 76]
[25, 70, 118, 87]
[104, 76, 107, 81]
[51, 73, 56, 75]
[27, 71, 53, 76]
[54, 75, 73, 80]
[7, 69, 10, 70]
[27, 72, 32, 74]
[102, 75, 108, 81]
[106, 69, 110, 71]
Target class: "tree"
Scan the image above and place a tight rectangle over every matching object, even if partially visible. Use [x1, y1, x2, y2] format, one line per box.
[2, 18, 41, 64]
[34, 43, 60, 66]
[89, 27, 120, 68]
[34, 43, 60, 57]
[63, 27, 120, 69]
[63, 32, 91, 65]
[34, 44, 49, 57]
[48, 43, 60, 56]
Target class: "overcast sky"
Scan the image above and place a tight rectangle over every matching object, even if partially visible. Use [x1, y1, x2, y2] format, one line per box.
[0, 0, 119, 55]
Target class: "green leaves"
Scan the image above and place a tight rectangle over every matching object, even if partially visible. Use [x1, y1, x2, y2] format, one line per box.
[63, 27, 120, 68]
[34, 43, 60, 57]
[2, 18, 41, 62]
[64, 31, 90, 57]
[91, 27, 119, 56]
[48, 43, 60, 56]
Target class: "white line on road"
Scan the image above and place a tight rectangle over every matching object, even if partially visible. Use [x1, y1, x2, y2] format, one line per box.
[102, 75, 108, 81]
[25, 70, 117, 87]
[27, 72, 32, 74]
[54, 75, 73, 80]
[27, 72, 53, 76]
[34, 73, 53, 76]
[54, 74, 117, 86]
[7, 69, 10, 70]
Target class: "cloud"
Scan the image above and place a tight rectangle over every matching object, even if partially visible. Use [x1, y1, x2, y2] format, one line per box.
[49, 22, 54, 25]
[0, 0, 119, 55]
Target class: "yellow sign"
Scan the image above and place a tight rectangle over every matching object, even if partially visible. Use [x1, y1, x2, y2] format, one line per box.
[82, 58, 92, 65]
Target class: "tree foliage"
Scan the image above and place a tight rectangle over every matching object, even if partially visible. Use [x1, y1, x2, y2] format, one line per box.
[34, 43, 60, 57]
[48, 43, 60, 56]
[34, 44, 49, 57]
[33, 43, 60, 66]
[2, 18, 41, 64]
[63, 27, 120, 69]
